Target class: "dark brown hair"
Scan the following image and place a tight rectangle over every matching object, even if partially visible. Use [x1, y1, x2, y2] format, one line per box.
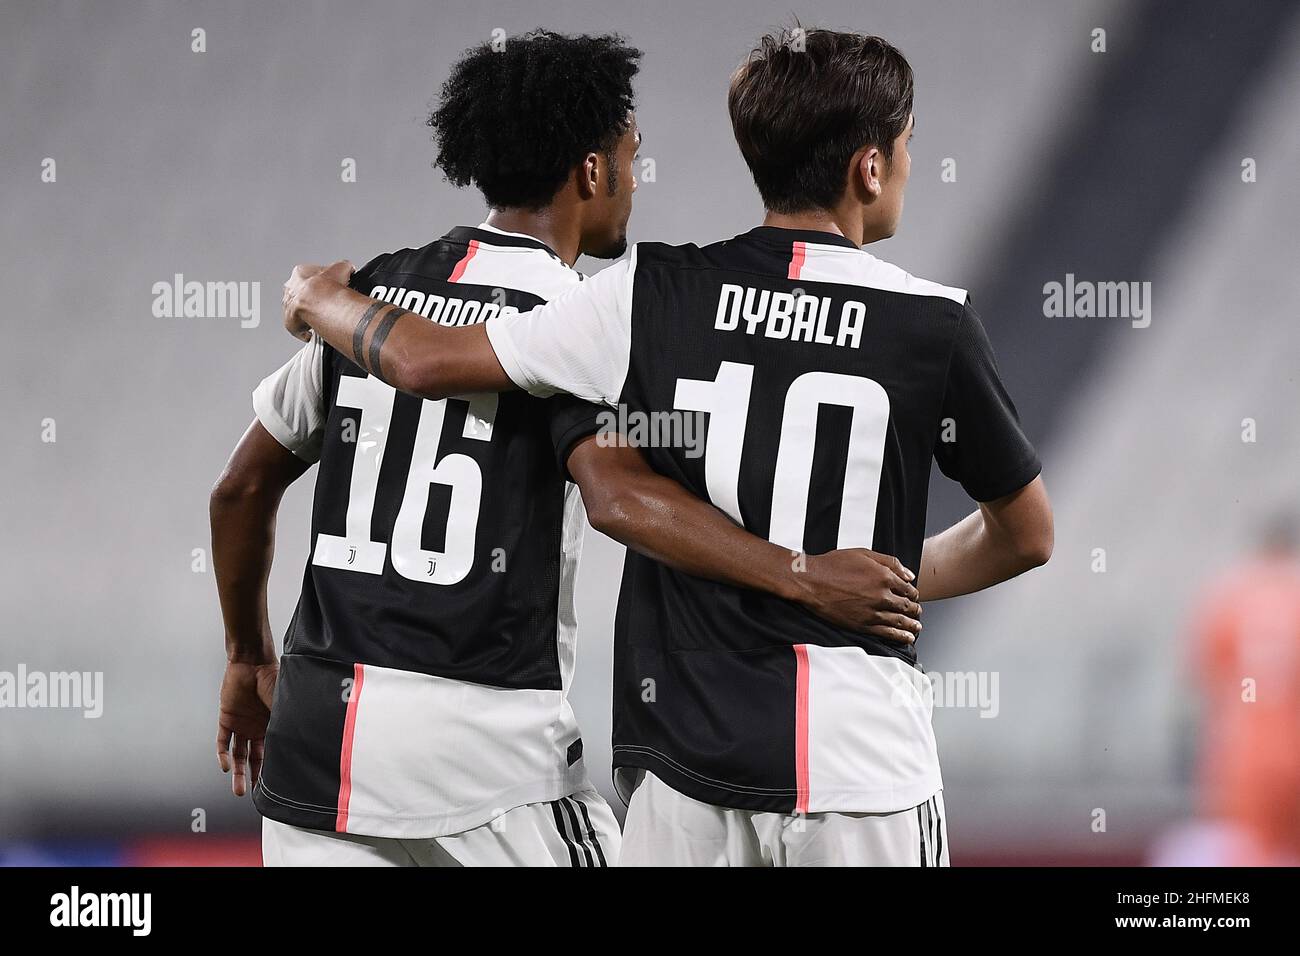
[728, 28, 914, 213]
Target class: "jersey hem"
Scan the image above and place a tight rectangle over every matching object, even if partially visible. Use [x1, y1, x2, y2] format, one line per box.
[485, 318, 550, 397]
[612, 748, 943, 816]
[253, 767, 592, 840]
[965, 455, 1043, 503]
[252, 396, 318, 463]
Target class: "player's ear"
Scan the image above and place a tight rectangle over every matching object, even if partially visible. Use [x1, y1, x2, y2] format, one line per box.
[577, 152, 600, 200]
[858, 146, 884, 199]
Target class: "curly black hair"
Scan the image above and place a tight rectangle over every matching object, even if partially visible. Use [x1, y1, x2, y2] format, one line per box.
[429, 31, 641, 210]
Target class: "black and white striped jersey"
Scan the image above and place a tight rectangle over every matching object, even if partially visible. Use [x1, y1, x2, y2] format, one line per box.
[251, 225, 604, 838]
[487, 226, 1041, 815]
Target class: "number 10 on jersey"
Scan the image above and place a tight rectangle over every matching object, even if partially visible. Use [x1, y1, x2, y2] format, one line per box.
[674, 361, 890, 553]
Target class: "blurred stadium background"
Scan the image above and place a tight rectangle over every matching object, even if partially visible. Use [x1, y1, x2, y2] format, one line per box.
[2, 0, 1297, 865]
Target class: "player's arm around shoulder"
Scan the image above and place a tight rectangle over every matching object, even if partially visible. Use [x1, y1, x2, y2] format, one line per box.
[282, 261, 514, 400]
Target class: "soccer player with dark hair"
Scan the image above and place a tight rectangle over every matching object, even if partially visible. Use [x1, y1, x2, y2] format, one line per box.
[281, 26, 1053, 866]
[212, 30, 921, 867]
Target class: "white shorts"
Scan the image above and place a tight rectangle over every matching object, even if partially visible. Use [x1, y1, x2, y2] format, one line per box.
[619, 771, 949, 867]
[262, 787, 620, 867]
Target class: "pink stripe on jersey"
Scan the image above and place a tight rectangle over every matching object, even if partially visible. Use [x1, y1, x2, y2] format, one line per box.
[336, 663, 365, 832]
[788, 241, 807, 280]
[793, 644, 811, 815]
[447, 240, 480, 283]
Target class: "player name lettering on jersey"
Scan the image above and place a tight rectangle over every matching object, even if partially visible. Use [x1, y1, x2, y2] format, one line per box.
[252, 228, 599, 838]
[714, 282, 866, 349]
[371, 284, 521, 328]
[484, 228, 1041, 816]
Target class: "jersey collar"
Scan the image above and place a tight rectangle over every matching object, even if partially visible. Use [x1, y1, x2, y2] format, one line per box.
[443, 224, 568, 265]
[740, 225, 861, 251]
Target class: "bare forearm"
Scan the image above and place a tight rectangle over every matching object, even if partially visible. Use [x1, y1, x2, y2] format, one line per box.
[290, 276, 511, 398]
[583, 468, 922, 640]
[210, 421, 309, 663]
[917, 512, 1011, 600]
[568, 438, 921, 640]
[918, 478, 1053, 600]
[211, 492, 280, 664]
[585, 469, 800, 601]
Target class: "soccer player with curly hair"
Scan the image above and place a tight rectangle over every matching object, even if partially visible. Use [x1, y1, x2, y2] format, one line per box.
[282, 27, 1053, 866]
[212, 30, 922, 866]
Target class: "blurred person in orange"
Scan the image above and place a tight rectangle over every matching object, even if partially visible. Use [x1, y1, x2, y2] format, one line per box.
[1187, 516, 1300, 865]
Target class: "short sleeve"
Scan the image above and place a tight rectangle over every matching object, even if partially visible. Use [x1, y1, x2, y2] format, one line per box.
[252, 334, 327, 462]
[485, 252, 635, 404]
[934, 299, 1041, 501]
[253, 252, 388, 462]
[545, 396, 609, 481]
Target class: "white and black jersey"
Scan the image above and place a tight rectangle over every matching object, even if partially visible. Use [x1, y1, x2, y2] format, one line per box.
[487, 226, 1041, 816]
[251, 225, 605, 838]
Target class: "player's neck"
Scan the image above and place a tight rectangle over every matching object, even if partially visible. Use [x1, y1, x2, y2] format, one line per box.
[761, 209, 865, 248]
[484, 207, 581, 267]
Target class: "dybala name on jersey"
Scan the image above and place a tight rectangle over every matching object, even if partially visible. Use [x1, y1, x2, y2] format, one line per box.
[714, 283, 868, 350]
